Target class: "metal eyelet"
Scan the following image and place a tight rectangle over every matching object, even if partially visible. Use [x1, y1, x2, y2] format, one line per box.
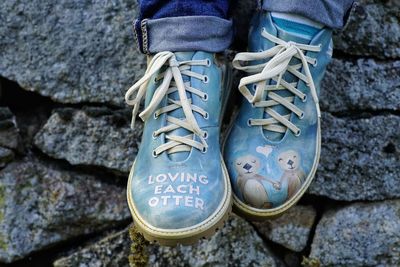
[153, 113, 159, 119]
[201, 147, 207, 153]
[203, 75, 209, 84]
[294, 129, 301, 137]
[252, 84, 257, 90]
[152, 150, 158, 157]
[302, 95, 307, 103]
[247, 119, 252, 127]
[203, 131, 208, 139]
[203, 93, 209, 101]
[313, 59, 318, 67]
[203, 112, 209, 120]
[206, 59, 211, 67]
[299, 112, 304, 120]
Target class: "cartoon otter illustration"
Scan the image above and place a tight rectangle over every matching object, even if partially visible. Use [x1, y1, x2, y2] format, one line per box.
[235, 155, 280, 208]
[277, 150, 306, 200]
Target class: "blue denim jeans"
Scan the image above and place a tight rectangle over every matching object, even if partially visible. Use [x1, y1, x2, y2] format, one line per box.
[135, 0, 355, 54]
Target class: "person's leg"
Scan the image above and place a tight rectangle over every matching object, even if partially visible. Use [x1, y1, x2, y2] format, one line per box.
[224, 1, 355, 220]
[260, 0, 355, 29]
[134, 0, 232, 54]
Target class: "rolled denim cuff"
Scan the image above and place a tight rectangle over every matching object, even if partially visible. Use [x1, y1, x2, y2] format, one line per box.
[134, 16, 233, 54]
[261, 0, 356, 29]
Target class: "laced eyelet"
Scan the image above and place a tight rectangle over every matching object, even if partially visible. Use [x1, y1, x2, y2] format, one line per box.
[201, 147, 207, 153]
[203, 75, 209, 84]
[153, 113, 159, 119]
[299, 112, 304, 120]
[302, 95, 307, 103]
[152, 131, 158, 139]
[153, 77, 158, 83]
[247, 119, 252, 127]
[206, 59, 211, 67]
[313, 59, 318, 67]
[152, 150, 158, 157]
[203, 112, 209, 120]
[294, 129, 301, 137]
[202, 131, 208, 139]
[202, 93, 209, 101]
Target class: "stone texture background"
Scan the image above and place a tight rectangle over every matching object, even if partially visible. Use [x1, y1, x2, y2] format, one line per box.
[0, 0, 399, 266]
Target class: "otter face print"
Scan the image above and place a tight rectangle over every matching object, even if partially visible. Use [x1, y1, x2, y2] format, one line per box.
[278, 150, 300, 171]
[235, 155, 261, 177]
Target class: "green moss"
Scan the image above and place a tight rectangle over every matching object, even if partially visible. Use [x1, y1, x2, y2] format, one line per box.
[0, 184, 5, 221]
[128, 225, 149, 267]
[302, 256, 321, 267]
[0, 234, 7, 251]
[0, 185, 8, 250]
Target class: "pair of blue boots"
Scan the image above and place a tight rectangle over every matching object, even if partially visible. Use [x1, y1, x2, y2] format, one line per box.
[125, 12, 332, 245]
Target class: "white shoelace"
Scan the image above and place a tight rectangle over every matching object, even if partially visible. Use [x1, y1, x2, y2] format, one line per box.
[233, 28, 321, 136]
[125, 52, 209, 156]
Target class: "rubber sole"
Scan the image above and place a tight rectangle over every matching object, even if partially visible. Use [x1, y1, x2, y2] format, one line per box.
[126, 157, 232, 246]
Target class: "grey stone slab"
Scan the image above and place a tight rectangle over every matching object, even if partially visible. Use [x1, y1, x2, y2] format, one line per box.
[310, 113, 400, 201]
[34, 107, 142, 174]
[0, 1, 146, 106]
[253, 205, 317, 252]
[334, 0, 400, 59]
[309, 200, 400, 266]
[320, 59, 400, 112]
[0, 156, 129, 263]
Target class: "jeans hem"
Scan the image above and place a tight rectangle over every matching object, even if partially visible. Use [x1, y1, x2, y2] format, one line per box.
[134, 16, 233, 54]
[261, 0, 355, 29]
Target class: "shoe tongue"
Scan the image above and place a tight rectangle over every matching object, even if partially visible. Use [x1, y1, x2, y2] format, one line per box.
[271, 12, 322, 41]
[263, 21, 317, 141]
[167, 52, 196, 162]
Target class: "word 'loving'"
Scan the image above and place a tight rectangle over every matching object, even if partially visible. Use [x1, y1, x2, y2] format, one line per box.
[147, 172, 208, 210]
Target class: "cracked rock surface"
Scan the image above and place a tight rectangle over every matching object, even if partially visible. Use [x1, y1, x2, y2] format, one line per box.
[253, 205, 317, 252]
[0, 0, 146, 106]
[0, 156, 129, 263]
[333, 0, 400, 59]
[320, 59, 400, 113]
[310, 200, 400, 266]
[34, 107, 142, 174]
[54, 216, 285, 267]
[310, 113, 400, 201]
[54, 227, 131, 267]
[0, 107, 20, 151]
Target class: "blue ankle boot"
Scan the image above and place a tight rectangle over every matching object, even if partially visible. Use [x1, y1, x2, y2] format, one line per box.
[224, 12, 332, 220]
[126, 51, 232, 245]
